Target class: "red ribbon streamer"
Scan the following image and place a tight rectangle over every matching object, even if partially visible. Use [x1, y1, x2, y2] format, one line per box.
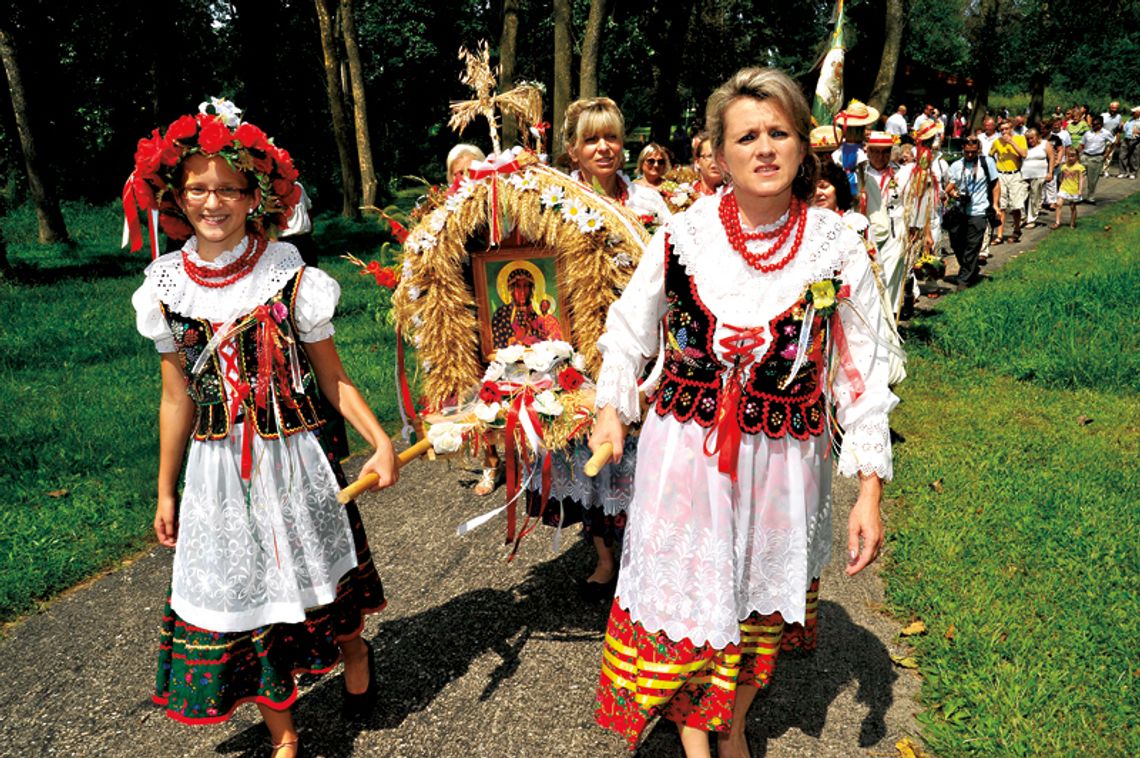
[702, 325, 766, 482]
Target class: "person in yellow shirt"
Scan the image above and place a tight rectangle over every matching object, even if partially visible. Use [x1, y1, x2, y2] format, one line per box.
[989, 120, 1028, 243]
[1053, 147, 1086, 229]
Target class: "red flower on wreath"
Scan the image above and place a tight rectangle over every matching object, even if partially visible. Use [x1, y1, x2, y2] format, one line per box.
[360, 261, 398, 288]
[272, 178, 293, 198]
[479, 382, 503, 403]
[197, 117, 232, 154]
[234, 122, 268, 150]
[166, 115, 198, 142]
[557, 366, 585, 391]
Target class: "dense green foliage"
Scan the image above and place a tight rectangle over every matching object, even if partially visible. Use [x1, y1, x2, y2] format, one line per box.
[0, 201, 404, 622]
[886, 196, 1140, 756]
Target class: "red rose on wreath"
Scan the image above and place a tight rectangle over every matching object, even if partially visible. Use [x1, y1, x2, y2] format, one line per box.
[159, 142, 183, 167]
[272, 178, 293, 198]
[234, 122, 267, 150]
[557, 366, 585, 391]
[479, 382, 503, 403]
[197, 117, 232, 154]
[252, 155, 274, 175]
[166, 115, 198, 142]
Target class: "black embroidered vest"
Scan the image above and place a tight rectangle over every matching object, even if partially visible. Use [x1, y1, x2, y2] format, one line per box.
[162, 269, 325, 441]
[652, 237, 827, 440]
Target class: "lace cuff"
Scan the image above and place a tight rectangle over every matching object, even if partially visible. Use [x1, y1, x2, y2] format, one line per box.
[595, 352, 643, 424]
[293, 267, 341, 342]
[837, 414, 893, 481]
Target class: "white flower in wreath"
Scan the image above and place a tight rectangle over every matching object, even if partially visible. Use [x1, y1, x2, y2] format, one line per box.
[612, 252, 633, 268]
[444, 193, 466, 212]
[560, 198, 587, 225]
[404, 238, 421, 254]
[411, 313, 423, 328]
[198, 97, 243, 128]
[494, 344, 527, 364]
[416, 231, 437, 250]
[456, 177, 477, 198]
[401, 258, 413, 279]
[523, 344, 558, 373]
[576, 208, 605, 234]
[539, 185, 565, 209]
[544, 340, 574, 360]
[427, 422, 464, 453]
[671, 190, 691, 206]
[473, 401, 504, 425]
[482, 361, 507, 382]
[532, 390, 564, 417]
[407, 285, 421, 301]
[427, 210, 447, 233]
[571, 353, 586, 371]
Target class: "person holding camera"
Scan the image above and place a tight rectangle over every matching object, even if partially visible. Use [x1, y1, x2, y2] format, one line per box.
[944, 135, 999, 289]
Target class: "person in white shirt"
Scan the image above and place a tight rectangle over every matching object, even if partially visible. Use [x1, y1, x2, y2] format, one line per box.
[1021, 129, 1050, 227]
[976, 117, 999, 156]
[1120, 107, 1140, 179]
[885, 105, 908, 137]
[1101, 102, 1123, 175]
[912, 103, 935, 137]
[1079, 115, 1113, 202]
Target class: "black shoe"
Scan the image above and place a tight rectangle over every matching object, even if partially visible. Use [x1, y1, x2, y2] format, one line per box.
[342, 640, 377, 721]
[578, 575, 618, 602]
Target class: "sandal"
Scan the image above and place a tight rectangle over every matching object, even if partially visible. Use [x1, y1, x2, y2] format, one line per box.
[990, 236, 1004, 245]
[474, 465, 501, 496]
[1011, 233, 1021, 243]
[1049, 223, 1060, 230]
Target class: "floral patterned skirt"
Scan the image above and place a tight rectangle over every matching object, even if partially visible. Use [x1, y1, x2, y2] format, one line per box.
[153, 499, 385, 724]
[595, 597, 785, 749]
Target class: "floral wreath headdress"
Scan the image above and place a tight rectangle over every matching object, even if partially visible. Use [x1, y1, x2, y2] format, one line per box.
[122, 97, 301, 259]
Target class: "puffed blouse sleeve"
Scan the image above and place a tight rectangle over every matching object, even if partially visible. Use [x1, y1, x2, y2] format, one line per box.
[131, 274, 176, 354]
[832, 231, 899, 481]
[594, 226, 668, 424]
[293, 266, 341, 342]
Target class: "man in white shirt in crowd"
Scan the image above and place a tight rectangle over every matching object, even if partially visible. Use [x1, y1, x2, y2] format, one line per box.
[912, 103, 935, 136]
[1100, 101, 1123, 175]
[886, 105, 909, 138]
[1079, 115, 1113, 203]
[977, 117, 1000, 156]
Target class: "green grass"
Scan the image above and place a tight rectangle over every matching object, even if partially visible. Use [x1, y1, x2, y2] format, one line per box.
[886, 198, 1140, 755]
[0, 202, 405, 622]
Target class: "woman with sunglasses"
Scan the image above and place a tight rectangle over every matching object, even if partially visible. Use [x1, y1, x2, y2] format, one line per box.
[634, 143, 672, 190]
[589, 68, 895, 756]
[129, 100, 396, 757]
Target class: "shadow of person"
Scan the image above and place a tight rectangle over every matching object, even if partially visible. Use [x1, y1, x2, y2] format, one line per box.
[213, 539, 607, 757]
[634, 599, 897, 757]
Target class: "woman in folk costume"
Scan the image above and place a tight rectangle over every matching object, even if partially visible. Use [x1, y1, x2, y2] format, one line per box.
[128, 99, 396, 757]
[588, 68, 896, 756]
[894, 119, 949, 317]
[524, 97, 652, 600]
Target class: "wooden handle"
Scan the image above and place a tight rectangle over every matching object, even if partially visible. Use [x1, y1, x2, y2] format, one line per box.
[336, 438, 433, 504]
[584, 442, 614, 477]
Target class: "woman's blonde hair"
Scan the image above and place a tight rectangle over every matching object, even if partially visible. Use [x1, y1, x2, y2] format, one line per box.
[446, 143, 485, 182]
[637, 142, 671, 174]
[705, 67, 817, 201]
[562, 97, 625, 154]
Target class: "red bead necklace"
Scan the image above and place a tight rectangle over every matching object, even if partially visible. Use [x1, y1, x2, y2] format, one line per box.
[182, 234, 268, 288]
[719, 192, 807, 273]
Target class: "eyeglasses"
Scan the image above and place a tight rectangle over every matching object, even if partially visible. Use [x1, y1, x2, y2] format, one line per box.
[181, 186, 251, 203]
[645, 158, 667, 166]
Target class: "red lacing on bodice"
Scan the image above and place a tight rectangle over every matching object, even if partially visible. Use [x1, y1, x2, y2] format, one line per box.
[702, 324, 766, 481]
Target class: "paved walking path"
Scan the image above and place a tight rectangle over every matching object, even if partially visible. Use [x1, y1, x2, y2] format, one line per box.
[1, 175, 1134, 758]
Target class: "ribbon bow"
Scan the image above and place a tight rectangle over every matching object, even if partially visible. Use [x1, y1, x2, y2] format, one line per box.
[703, 325, 766, 481]
[467, 149, 525, 244]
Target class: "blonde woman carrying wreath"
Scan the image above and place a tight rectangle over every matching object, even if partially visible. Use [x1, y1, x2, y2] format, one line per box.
[128, 100, 397, 757]
[588, 68, 896, 756]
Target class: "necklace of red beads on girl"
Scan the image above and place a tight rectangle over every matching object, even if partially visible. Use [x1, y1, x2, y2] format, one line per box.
[719, 191, 806, 273]
[182, 234, 269, 288]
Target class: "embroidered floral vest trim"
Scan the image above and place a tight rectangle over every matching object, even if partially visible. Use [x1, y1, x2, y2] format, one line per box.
[162, 269, 325, 441]
[653, 237, 827, 440]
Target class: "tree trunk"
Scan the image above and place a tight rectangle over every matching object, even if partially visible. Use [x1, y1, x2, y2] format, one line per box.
[552, 0, 573, 159]
[648, 6, 692, 146]
[868, 0, 905, 113]
[499, 0, 521, 148]
[0, 26, 70, 245]
[339, 0, 377, 208]
[579, 0, 607, 99]
[1027, 68, 1047, 126]
[0, 222, 11, 278]
[314, 0, 360, 218]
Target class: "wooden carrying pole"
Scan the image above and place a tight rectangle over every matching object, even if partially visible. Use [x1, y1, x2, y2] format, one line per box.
[583, 442, 613, 477]
[336, 438, 433, 503]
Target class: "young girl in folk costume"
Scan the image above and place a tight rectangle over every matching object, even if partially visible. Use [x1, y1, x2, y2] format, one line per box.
[1053, 147, 1086, 229]
[128, 100, 397, 758]
[589, 68, 895, 757]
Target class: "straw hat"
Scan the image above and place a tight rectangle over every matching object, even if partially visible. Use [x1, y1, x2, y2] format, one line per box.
[835, 99, 880, 128]
[914, 119, 944, 143]
[866, 131, 896, 148]
[810, 125, 840, 152]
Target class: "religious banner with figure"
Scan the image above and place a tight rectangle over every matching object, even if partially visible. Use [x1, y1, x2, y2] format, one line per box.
[812, 0, 847, 128]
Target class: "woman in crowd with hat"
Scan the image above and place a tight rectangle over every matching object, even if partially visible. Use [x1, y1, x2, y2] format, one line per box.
[129, 99, 396, 757]
[589, 67, 896, 757]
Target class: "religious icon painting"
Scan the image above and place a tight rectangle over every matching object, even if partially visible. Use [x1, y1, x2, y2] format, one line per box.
[472, 246, 571, 358]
